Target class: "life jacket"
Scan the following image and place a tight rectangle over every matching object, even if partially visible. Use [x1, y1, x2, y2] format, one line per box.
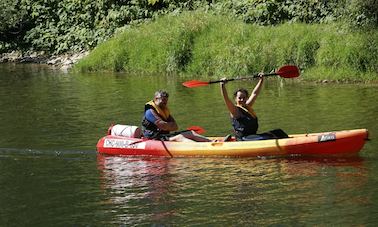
[231, 105, 258, 140]
[141, 100, 171, 139]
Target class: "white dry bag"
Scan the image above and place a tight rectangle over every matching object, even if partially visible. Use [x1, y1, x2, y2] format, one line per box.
[110, 124, 142, 138]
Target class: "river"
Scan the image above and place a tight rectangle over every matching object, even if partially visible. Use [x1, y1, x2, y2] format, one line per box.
[0, 63, 377, 226]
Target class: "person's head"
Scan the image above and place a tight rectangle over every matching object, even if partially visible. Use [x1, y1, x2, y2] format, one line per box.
[233, 88, 249, 106]
[153, 90, 169, 108]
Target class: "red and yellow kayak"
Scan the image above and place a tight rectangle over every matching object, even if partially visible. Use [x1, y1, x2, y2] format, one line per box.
[96, 128, 369, 158]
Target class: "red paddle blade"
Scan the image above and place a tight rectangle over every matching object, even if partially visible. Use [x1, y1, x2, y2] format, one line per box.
[182, 80, 210, 88]
[276, 65, 300, 78]
[187, 126, 206, 134]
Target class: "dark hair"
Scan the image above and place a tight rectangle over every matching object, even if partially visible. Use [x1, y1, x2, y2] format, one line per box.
[154, 90, 169, 98]
[233, 88, 248, 98]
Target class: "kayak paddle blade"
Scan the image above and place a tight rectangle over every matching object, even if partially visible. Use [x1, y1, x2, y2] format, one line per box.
[187, 126, 206, 134]
[276, 65, 300, 78]
[182, 80, 210, 88]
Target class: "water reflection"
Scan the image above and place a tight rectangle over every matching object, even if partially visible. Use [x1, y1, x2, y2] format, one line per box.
[270, 156, 370, 226]
[97, 155, 176, 223]
[96, 155, 369, 225]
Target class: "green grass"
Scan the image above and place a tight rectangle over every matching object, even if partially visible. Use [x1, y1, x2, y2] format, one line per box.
[75, 11, 378, 82]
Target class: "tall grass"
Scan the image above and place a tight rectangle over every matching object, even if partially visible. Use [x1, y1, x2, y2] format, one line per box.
[75, 11, 378, 82]
[75, 12, 211, 73]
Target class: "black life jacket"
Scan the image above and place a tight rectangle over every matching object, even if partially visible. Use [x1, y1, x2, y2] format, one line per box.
[231, 105, 258, 140]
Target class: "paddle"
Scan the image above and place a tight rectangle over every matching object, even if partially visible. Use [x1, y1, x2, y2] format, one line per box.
[167, 125, 206, 136]
[128, 125, 206, 146]
[186, 125, 206, 134]
[182, 65, 300, 88]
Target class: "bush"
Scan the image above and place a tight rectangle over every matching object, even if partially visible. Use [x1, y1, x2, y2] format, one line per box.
[1, 0, 377, 55]
[346, 0, 378, 29]
[0, 0, 29, 52]
[215, 0, 344, 25]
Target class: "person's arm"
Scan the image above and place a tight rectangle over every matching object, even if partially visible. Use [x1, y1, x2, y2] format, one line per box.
[220, 78, 239, 118]
[246, 73, 264, 106]
[161, 115, 178, 131]
[145, 109, 178, 131]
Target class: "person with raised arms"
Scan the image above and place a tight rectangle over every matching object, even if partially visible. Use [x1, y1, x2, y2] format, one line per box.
[220, 73, 288, 141]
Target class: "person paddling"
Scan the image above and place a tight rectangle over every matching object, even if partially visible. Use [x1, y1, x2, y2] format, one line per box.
[220, 73, 288, 141]
[142, 90, 211, 142]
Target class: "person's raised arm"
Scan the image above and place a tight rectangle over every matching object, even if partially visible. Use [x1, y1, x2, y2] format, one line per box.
[220, 78, 238, 118]
[246, 73, 264, 106]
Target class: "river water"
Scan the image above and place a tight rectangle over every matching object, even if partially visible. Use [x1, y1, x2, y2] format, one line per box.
[0, 63, 377, 226]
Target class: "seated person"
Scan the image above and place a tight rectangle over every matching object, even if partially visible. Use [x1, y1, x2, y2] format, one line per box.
[142, 90, 211, 142]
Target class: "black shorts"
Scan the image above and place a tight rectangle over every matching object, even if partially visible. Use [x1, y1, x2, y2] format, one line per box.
[240, 129, 289, 141]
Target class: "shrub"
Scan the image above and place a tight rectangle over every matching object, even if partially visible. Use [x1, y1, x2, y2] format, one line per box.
[346, 0, 378, 29]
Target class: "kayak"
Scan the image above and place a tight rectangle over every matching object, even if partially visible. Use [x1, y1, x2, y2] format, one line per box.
[96, 127, 369, 158]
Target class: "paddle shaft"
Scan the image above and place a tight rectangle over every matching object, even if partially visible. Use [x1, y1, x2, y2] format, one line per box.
[165, 129, 195, 137]
[127, 129, 192, 146]
[131, 127, 204, 143]
[208, 72, 277, 84]
[164, 130, 187, 137]
[182, 65, 299, 88]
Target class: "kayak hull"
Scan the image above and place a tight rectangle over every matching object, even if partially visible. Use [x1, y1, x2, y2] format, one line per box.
[96, 129, 369, 158]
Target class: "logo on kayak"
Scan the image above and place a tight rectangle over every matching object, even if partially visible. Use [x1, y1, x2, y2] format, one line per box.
[104, 138, 146, 149]
[318, 133, 336, 142]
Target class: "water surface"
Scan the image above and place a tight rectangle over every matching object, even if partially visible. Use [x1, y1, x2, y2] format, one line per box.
[0, 64, 377, 226]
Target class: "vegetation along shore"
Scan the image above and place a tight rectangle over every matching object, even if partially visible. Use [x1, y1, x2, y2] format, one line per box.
[1, 0, 377, 82]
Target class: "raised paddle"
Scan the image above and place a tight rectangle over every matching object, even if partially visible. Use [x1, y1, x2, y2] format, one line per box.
[182, 65, 300, 88]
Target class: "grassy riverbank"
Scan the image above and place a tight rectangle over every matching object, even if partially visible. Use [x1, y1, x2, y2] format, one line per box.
[75, 12, 378, 82]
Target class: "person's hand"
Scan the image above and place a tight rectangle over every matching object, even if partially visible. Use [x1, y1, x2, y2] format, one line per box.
[258, 72, 264, 80]
[220, 77, 228, 85]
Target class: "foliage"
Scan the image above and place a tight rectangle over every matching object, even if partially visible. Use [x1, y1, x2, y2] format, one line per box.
[75, 13, 378, 81]
[76, 12, 211, 73]
[213, 0, 345, 25]
[0, 0, 30, 51]
[346, 0, 378, 29]
[18, 0, 157, 54]
[0, 0, 210, 54]
[1, 0, 378, 54]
